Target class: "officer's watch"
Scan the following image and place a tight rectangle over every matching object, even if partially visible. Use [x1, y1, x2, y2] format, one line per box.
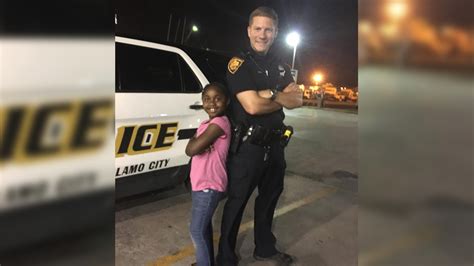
[270, 89, 278, 101]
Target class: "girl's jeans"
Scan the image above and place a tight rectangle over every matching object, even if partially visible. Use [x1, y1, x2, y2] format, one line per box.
[190, 189, 223, 266]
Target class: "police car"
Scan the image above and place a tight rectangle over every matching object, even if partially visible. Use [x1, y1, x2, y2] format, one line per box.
[0, 35, 229, 252]
[0, 36, 115, 253]
[115, 35, 229, 198]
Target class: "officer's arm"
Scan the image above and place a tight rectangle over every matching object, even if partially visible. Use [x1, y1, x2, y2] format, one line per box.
[236, 90, 282, 115]
[257, 84, 303, 110]
[185, 124, 224, 156]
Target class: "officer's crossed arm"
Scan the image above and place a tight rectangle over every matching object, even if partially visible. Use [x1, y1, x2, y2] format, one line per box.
[227, 57, 302, 115]
[236, 90, 282, 115]
[257, 83, 303, 110]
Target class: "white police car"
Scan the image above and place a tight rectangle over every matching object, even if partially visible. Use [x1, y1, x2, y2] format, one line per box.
[115, 36, 229, 198]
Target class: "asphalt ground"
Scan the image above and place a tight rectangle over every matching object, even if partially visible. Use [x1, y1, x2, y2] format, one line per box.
[115, 107, 359, 266]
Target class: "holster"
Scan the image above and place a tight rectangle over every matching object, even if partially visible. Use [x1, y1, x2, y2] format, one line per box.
[229, 123, 244, 154]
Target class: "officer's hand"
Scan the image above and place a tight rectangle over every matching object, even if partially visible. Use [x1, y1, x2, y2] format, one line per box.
[283, 82, 299, 93]
[277, 89, 303, 109]
[257, 90, 271, 99]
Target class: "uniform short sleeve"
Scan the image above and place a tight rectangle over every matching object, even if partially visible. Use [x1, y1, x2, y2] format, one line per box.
[209, 116, 231, 139]
[226, 57, 255, 95]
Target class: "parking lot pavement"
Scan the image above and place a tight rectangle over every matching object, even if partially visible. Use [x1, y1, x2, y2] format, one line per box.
[357, 66, 473, 266]
[115, 107, 358, 266]
[115, 173, 357, 266]
[284, 107, 358, 188]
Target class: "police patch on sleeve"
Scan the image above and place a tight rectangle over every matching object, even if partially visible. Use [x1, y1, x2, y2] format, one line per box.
[228, 57, 244, 74]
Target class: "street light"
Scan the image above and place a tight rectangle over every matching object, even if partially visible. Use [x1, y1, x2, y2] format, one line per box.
[313, 72, 324, 85]
[286, 32, 300, 69]
[185, 24, 199, 44]
[386, 1, 408, 21]
[385, 1, 410, 65]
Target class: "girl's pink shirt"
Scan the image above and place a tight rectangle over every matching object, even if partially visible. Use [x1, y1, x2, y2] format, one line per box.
[190, 116, 231, 192]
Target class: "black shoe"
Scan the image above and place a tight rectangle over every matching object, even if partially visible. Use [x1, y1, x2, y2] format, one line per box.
[253, 251, 295, 265]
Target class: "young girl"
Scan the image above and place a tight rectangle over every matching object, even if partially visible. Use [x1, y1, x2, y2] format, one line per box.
[185, 82, 231, 266]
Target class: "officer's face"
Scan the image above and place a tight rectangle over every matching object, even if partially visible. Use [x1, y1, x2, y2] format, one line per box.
[247, 16, 278, 55]
[202, 86, 229, 119]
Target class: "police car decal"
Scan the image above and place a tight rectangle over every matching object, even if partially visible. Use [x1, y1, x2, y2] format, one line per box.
[115, 158, 171, 177]
[1, 98, 114, 210]
[115, 123, 197, 158]
[115, 122, 179, 157]
[1, 99, 113, 164]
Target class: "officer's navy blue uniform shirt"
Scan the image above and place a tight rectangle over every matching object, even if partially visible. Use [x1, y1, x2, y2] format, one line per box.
[226, 48, 294, 130]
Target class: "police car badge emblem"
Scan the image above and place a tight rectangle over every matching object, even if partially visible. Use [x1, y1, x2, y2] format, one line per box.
[228, 57, 244, 74]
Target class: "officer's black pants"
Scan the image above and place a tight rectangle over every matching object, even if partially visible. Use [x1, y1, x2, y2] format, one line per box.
[217, 141, 286, 266]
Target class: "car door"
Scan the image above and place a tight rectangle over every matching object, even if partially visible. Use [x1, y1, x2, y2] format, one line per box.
[115, 37, 208, 180]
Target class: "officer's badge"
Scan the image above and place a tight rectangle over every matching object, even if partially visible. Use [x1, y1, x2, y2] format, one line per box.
[278, 65, 286, 77]
[228, 57, 244, 74]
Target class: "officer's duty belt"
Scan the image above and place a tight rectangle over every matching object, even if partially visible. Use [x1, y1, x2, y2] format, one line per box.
[243, 124, 283, 147]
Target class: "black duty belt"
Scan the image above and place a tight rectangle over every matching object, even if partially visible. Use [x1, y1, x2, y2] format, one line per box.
[229, 123, 293, 154]
[243, 124, 281, 146]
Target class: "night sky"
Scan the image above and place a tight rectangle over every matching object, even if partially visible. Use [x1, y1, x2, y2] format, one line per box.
[115, 0, 358, 86]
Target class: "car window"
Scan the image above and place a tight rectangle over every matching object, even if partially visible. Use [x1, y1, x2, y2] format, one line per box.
[116, 43, 181, 93]
[184, 49, 229, 86]
[178, 57, 202, 93]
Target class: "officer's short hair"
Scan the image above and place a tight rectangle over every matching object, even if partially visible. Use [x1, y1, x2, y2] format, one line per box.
[249, 6, 278, 28]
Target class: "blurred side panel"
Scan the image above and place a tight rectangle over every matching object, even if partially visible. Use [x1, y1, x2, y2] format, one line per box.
[359, 0, 473, 265]
[0, 0, 115, 265]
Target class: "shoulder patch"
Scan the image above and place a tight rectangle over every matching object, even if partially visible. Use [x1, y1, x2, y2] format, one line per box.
[228, 57, 244, 74]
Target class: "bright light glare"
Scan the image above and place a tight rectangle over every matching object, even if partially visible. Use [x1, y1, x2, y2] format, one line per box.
[386, 1, 408, 20]
[192, 25, 199, 32]
[379, 23, 399, 38]
[286, 32, 300, 47]
[359, 21, 372, 34]
[313, 73, 323, 83]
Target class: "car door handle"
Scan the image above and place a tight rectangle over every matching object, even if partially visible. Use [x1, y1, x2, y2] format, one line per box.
[189, 104, 204, 110]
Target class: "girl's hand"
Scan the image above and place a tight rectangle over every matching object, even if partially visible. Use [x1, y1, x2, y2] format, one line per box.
[202, 144, 214, 154]
[185, 124, 224, 157]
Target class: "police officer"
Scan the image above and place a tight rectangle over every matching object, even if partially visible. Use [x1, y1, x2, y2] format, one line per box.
[216, 6, 303, 266]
